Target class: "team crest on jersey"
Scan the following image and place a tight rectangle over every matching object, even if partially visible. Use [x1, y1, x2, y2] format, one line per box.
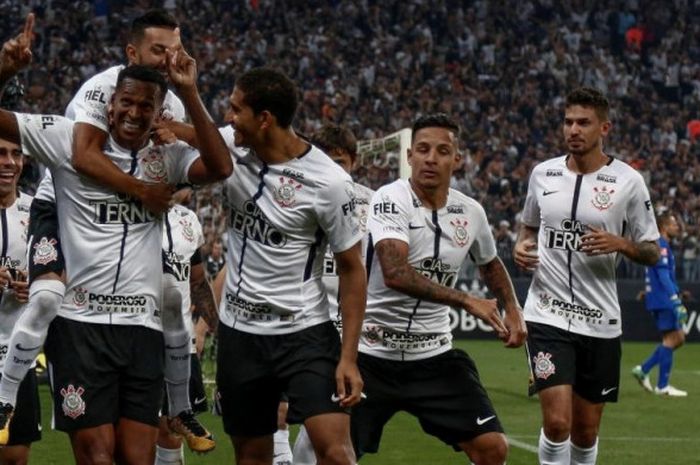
[363, 325, 382, 345]
[536, 293, 552, 310]
[142, 149, 167, 182]
[32, 237, 58, 265]
[532, 352, 556, 380]
[60, 384, 86, 419]
[274, 176, 302, 207]
[179, 217, 195, 242]
[72, 287, 88, 307]
[450, 218, 469, 247]
[591, 185, 615, 210]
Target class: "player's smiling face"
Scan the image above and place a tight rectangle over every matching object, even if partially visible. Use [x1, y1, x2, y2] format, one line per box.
[408, 126, 461, 190]
[225, 87, 261, 148]
[0, 138, 23, 199]
[127, 27, 182, 78]
[564, 105, 610, 157]
[108, 78, 164, 150]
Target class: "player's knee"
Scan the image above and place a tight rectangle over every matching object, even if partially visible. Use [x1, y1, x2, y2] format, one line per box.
[465, 432, 508, 465]
[570, 425, 598, 448]
[315, 441, 356, 465]
[543, 415, 571, 441]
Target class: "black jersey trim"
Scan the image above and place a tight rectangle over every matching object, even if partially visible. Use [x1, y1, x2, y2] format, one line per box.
[566, 175, 584, 303]
[365, 233, 375, 280]
[296, 143, 312, 160]
[234, 163, 269, 298]
[190, 248, 203, 266]
[406, 210, 442, 334]
[303, 227, 325, 282]
[0, 209, 7, 262]
[164, 215, 174, 253]
[112, 150, 140, 294]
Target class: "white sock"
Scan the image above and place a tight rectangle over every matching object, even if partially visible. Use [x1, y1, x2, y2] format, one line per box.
[539, 428, 570, 465]
[292, 425, 316, 465]
[570, 438, 598, 465]
[162, 279, 191, 416]
[155, 445, 184, 465]
[272, 428, 293, 464]
[0, 280, 64, 405]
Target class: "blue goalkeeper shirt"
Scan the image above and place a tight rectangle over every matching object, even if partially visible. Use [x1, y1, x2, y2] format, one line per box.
[644, 237, 679, 310]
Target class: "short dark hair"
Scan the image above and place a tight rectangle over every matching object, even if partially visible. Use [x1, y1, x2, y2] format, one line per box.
[657, 211, 676, 229]
[411, 113, 460, 142]
[565, 87, 609, 121]
[130, 9, 178, 43]
[311, 124, 357, 161]
[235, 68, 298, 128]
[116, 65, 168, 102]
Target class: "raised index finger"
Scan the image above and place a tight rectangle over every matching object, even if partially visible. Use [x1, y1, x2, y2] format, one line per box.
[22, 13, 35, 46]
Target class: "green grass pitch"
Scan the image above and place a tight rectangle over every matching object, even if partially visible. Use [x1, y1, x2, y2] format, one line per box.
[29, 340, 699, 464]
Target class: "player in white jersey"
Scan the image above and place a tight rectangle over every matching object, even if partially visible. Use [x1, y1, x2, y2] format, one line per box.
[214, 68, 366, 465]
[0, 22, 231, 465]
[292, 124, 374, 465]
[513, 87, 660, 465]
[0, 135, 40, 465]
[350, 114, 526, 465]
[0, 10, 216, 453]
[156, 190, 219, 465]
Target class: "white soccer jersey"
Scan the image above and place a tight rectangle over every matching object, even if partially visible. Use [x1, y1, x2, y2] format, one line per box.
[322, 182, 374, 325]
[217, 126, 362, 335]
[359, 179, 497, 361]
[163, 204, 204, 354]
[32, 65, 187, 204]
[521, 155, 659, 338]
[0, 193, 32, 370]
[17, 113, 198, 331]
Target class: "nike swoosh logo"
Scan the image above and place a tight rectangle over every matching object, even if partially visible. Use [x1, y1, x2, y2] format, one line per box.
[193, 396, 206, 405]
[164, 342, 189, 350]
[476, 415, 496, 425]
[331, 394, 341, 402]
[601, 387, 617, 395]
[408, 224, 424, 230]
[542, 190, 558, 196]
[15, 343, 41, 352]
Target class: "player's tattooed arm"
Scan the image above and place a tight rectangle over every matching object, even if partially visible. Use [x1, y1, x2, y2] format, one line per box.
[478, 257, 527, 347]
[376, 239, 508, 336]
[619, 240, 660, 266]
[190, 262, 219, 331]
[581, 225, 660, 265]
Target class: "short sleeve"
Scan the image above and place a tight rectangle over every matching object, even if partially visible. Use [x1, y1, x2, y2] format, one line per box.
[316, 176, 362, 254]
[467, 203, 498, 265]
[626, 173, 660, 243]
[366, 183, 411, 245]
[166, 142, 201, 185]
[520, 168, 541, 228]
[16, 113, 73, 170]
[65, 74, 114, 132]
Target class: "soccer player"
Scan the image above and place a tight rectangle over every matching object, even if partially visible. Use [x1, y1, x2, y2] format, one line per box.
[215, 68, 366, 465]
[351, 113, 527, 465]
[0, 9, 215, 453]
[0, 19, 231, 465]
[0, 134, 39, 465]
[513, 87, 660, 465]
[157, 188, 220, 465]
[292, 124, 374, 465]
[632, 211, 688, 397]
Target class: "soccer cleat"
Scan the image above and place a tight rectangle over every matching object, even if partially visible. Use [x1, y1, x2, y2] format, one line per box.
[654, 385, 688, 397]
[167, 410, 216, 453]
[0, 401, 15, 445]
[631, 365, 653, 392]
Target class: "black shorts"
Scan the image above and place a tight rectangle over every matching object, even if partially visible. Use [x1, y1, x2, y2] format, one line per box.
[216, 321, 346, 437]
[352, 349, 504, 457]
[27, 199, 65, 282]
[45, 316, 165, 432]
[162, 355, 208, 416]
[0, 369, 41, 446]
[525, 321, 621, 403]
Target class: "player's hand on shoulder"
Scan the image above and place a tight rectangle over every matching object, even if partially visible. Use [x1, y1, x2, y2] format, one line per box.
[502, 306, 527, 348]
[151, 119, 178, 145]
[0, 13, 34, 79]
[462, 295, 509, 340]
[513, 237, 539, 272]
[137, 181, 175, 215]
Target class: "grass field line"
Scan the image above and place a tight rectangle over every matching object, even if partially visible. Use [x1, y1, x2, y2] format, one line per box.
[507, 437, 538, 454]
[509, 434, 690, 442]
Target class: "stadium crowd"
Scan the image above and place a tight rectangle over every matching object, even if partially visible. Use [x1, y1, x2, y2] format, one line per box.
[2, 0, 700, 280]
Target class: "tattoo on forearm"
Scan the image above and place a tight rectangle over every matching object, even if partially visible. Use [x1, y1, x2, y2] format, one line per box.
[628, 241, 660, 266]
[377, 240, 464, 307]
[191, 279, 219, 330]
[479, 258, 518, 309]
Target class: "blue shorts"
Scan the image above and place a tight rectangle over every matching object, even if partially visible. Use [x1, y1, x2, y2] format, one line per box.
[650, 307, 682, 332]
